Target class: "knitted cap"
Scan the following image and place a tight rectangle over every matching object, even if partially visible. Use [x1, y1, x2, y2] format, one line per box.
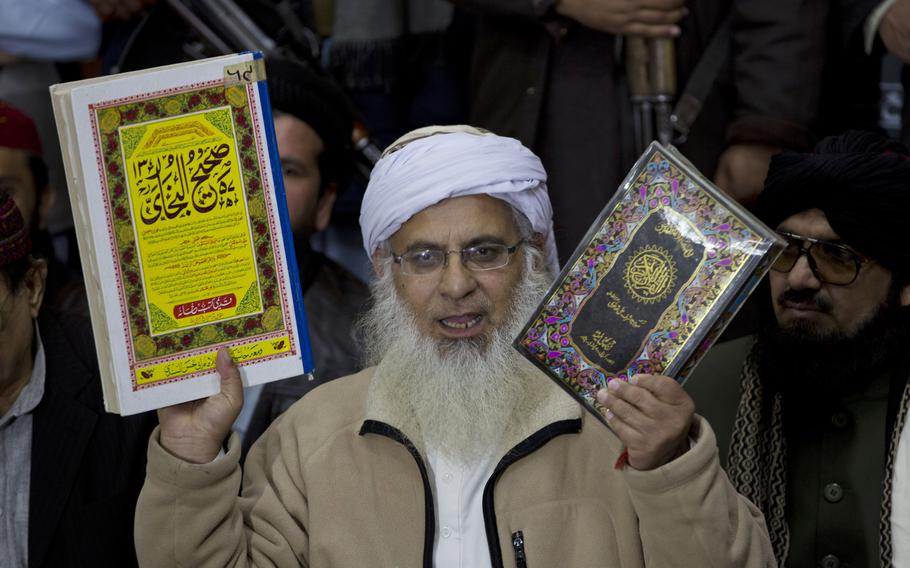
[0, 192, 30, 266]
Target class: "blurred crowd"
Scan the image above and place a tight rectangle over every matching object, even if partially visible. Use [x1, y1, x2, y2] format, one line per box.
[2, 0, 908, 283]
[1, 0, 909, 566]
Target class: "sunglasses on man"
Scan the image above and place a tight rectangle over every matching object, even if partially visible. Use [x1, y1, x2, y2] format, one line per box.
[771, 231, 871, 286]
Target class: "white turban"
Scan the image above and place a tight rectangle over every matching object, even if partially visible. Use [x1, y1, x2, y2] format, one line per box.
[360, 126, 559, 273]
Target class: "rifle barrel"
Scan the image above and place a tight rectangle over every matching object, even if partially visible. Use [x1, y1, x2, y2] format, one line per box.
[163, 0, 233, 55]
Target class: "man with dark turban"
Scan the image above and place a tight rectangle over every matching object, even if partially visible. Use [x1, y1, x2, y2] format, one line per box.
[135, 125, 774, 567]
[0, 192, 155, 567]
[232, 58, 370, 448]
[688, 130, 910, 567]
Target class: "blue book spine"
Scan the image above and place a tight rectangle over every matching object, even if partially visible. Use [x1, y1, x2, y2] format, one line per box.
[250, 50, 315, 374]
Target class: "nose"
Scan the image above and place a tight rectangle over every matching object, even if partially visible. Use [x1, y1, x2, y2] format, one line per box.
[437, 253, 477, 300]
[787, 253, 822, 290]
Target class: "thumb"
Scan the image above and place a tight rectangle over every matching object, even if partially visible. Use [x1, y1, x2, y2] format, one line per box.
[215, 347, 244, 411]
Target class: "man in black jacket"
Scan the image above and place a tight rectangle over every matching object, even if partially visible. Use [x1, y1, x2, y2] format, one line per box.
[455, 0, 828, 262]
[236, 58, 370, 449]
[0, 191, 156, 567]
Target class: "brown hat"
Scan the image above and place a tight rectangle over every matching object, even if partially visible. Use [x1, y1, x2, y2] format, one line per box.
[0, 192, 30, 267]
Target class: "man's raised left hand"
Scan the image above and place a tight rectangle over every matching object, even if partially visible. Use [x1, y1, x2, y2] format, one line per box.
[596, 374, 694, 470]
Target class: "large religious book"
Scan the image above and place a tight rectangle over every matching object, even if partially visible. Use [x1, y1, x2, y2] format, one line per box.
[50, 52, 313, 415]
[514, 142, 783, 426]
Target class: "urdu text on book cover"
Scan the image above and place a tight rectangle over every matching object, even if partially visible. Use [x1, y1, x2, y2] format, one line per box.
[514, 142, 783, 426]
[51, 53, 313, 415]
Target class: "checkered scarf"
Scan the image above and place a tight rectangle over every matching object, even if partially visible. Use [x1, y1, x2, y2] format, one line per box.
[727, 345, 910, 566]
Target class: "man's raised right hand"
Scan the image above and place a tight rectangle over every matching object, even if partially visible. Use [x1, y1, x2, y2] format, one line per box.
[157, 348, 244, 464]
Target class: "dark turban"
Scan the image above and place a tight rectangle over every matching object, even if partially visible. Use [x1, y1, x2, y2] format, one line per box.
[265, 57, 354, 188]
[757, 130, 910, 278]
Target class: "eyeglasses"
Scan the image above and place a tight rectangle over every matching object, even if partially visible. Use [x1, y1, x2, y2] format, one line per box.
[391, 241, 523, 276]
[771, 231, 870, 285]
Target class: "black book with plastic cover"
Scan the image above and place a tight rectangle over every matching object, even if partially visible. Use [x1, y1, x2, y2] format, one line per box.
[514, 142, 784, 426]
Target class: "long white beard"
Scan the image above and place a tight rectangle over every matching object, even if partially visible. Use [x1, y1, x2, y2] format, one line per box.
[359, 248, 552, 464]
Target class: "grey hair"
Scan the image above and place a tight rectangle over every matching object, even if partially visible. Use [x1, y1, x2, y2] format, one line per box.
[511, 206, 534, 241]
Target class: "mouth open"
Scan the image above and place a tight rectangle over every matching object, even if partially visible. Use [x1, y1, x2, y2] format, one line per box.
[440, 314, 483, 330]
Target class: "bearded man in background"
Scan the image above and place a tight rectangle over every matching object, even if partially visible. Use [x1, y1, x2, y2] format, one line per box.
[687, 130, 910, 568]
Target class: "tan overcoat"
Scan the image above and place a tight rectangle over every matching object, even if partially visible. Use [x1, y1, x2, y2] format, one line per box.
[135, 365, 775, 567]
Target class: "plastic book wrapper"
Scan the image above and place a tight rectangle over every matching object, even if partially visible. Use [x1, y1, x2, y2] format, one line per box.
[50, 53, 313, 415]
[514, 142, 784, 427]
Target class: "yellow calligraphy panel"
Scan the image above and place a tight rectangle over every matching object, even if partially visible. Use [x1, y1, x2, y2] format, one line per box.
[120, 108, 261, 335]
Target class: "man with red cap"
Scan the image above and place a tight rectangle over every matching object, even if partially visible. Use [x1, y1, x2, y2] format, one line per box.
[0, 191, 155, 567]
[0, 100, 51, 231]
[0, 100, 85, 314]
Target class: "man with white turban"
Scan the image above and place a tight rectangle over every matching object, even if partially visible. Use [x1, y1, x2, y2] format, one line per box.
[135, 126, 774, 567]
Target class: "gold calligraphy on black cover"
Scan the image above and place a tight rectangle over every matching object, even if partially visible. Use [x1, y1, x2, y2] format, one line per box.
[570, 211, 705, 372]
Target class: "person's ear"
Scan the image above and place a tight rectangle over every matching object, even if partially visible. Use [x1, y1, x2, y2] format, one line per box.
[371, 252, 388, 279]
[25, 258, 47, 318]
[38, 186, 55, 230]
[528, 232, 547, 270]
[313, 182, 337, 233]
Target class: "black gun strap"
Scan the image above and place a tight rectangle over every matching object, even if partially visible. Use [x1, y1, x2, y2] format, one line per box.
[670, 14, 732, 139]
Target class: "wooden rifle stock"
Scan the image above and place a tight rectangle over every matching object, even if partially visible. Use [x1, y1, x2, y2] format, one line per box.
[625, 36, 678, 151]
[650, 38, 676, 146]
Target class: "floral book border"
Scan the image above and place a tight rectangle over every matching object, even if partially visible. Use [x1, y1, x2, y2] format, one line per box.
[89, 79, 296, 390]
